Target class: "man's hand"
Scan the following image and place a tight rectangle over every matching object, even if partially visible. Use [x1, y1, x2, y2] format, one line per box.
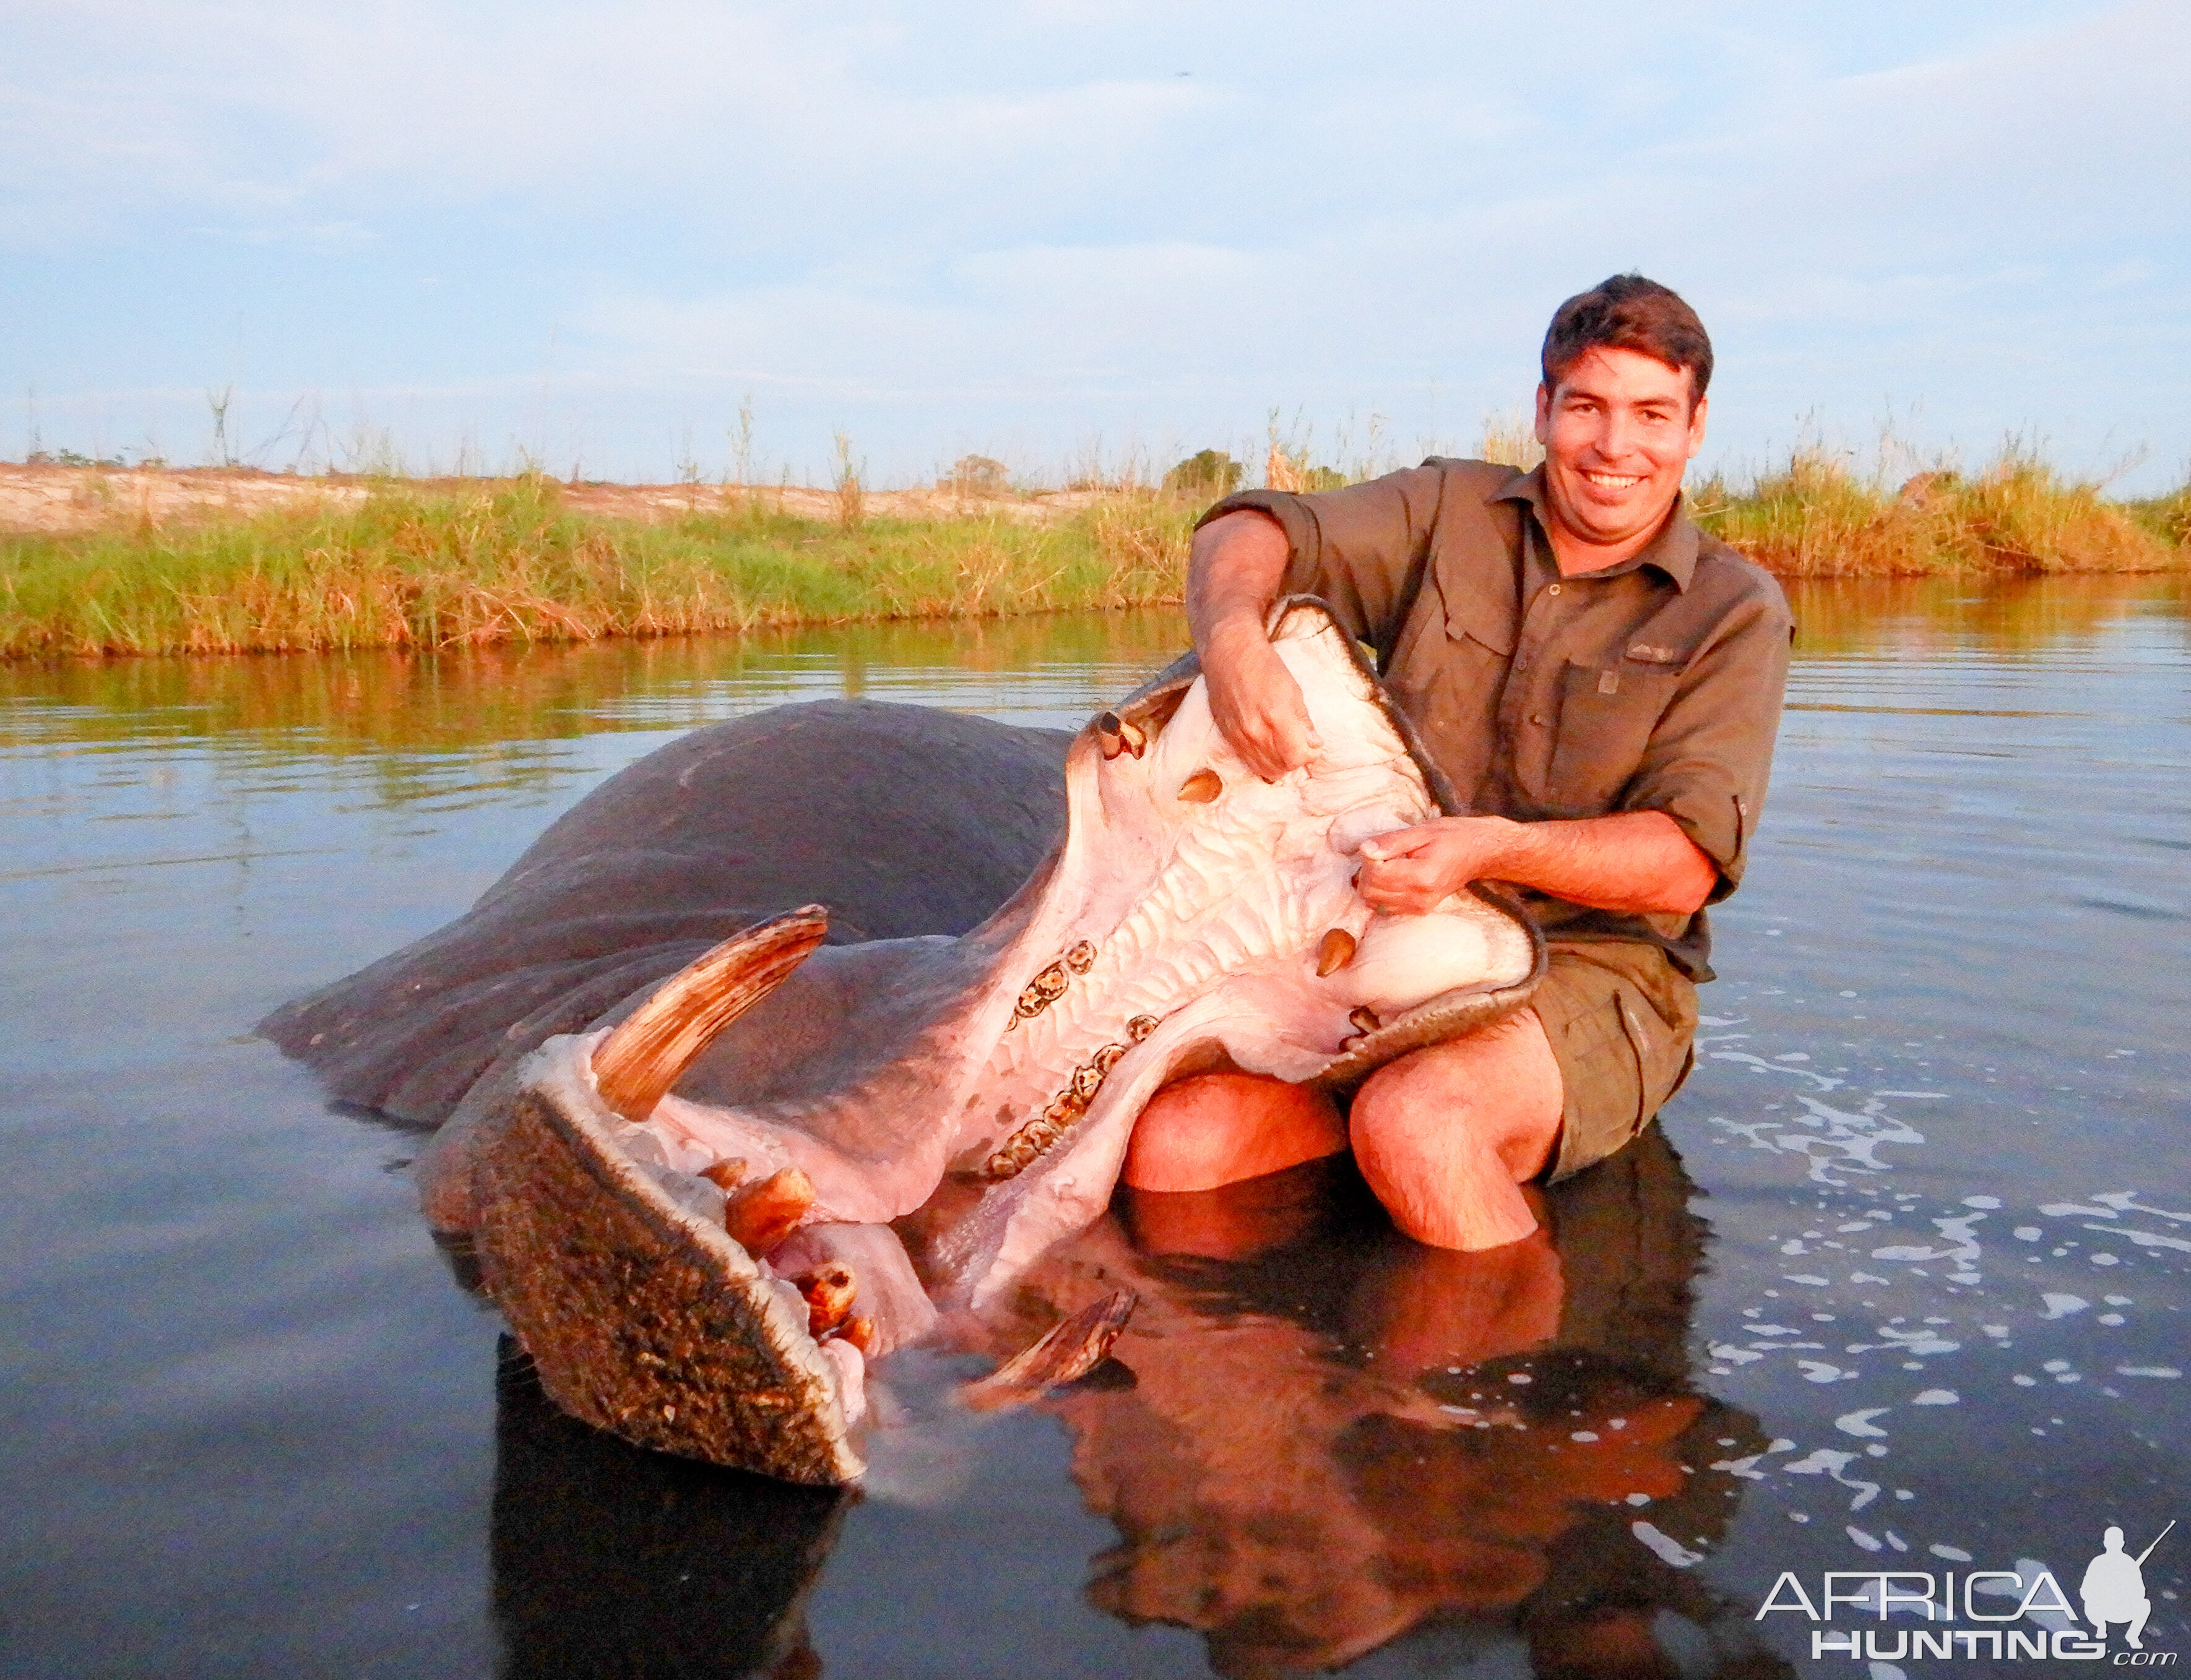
[1188, 509, 1321, 780]
[1356, 810, 1719, 918]
[1204, 622, 1322, 780]
[1355, 817, 1518, 915]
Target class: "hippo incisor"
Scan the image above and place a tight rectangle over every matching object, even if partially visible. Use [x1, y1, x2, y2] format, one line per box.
[267, 601, 1544, 1483]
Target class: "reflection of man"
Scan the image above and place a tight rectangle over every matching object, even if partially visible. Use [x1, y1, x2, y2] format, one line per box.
[1131, 275, 1792, 1250]
[1011, 1131, 1789, 1678]
[2081, 1527, 2153, 1648]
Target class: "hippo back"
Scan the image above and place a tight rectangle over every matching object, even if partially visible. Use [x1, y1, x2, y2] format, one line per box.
[261, 699, 1071, 1127]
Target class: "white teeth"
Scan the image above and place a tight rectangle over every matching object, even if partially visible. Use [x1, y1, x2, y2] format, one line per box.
[1582, 471, 1644, 488]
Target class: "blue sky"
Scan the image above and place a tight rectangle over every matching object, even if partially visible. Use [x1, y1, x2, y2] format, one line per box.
[4, 0, 2185, 491]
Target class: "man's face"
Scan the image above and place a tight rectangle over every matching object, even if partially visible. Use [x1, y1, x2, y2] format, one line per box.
[1532, 347, 1708, 556]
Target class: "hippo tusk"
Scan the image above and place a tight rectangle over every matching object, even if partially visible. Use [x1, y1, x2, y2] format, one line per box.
[1316, 928, 1357, 977]
[963, 1288, 1138, 1411]
[1177, 767, 1223, 804]
[1096, 711, 1147, 760]
[723, 1166, 818, 1257]
[592, 906, 830, 1123]
[794, 1263, 858, 1337]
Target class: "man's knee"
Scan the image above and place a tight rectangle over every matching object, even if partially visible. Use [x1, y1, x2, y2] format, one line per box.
[1121, 1071, 1347, 1193]
[1350, 1011, 1564, 1182]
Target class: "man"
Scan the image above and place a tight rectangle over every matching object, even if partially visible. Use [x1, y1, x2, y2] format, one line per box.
[1121, 274, 1792, 1251]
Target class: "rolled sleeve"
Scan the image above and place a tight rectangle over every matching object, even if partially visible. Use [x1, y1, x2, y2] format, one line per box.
[1198, 465, 1448, 655]
[1617, 580, 1793, 898]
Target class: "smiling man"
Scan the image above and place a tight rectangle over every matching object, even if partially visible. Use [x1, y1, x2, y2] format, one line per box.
[1125, 275, 1792, 1250]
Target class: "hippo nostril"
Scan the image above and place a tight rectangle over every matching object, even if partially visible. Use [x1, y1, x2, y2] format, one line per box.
[1177, 768, 1222, 803]
[1316, 928, 1358, 977]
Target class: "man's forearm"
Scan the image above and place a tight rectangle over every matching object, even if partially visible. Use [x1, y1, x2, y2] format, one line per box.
[1483, 811, 1718, 915]
[1186, 510, 1290, 655]
[1359, 809, 1719, 918]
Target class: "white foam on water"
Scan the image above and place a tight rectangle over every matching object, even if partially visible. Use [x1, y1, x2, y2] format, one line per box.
[1629, 1522, 1704, 1567]
[1911, 1389, 1958, 1405]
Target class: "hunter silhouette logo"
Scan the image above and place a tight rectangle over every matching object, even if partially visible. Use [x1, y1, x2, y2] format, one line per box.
[2084, 1522, 2173, 1652]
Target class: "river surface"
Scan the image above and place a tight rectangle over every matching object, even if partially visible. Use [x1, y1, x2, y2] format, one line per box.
[3, 580, 2186, 1679]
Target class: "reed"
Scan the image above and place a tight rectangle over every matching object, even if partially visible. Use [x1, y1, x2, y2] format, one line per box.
[1, 476, 1195, 660]
[1693, 442, 2181, 577]
[3, 439, 2183, 660]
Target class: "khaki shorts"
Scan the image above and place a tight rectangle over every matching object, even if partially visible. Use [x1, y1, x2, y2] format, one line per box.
[1532, 941, 1699, 1182]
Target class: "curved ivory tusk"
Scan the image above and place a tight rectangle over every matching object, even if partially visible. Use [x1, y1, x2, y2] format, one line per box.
[963, 1288, 1137, 1411]
[592, 905, 830, 1122]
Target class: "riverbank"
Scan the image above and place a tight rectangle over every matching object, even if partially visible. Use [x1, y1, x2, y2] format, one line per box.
[2, 449, 2184, 658]
[0, 472, 1191, 658]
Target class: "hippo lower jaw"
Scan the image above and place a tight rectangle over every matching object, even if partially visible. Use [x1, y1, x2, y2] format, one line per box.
[459, 601, 1544, 1481]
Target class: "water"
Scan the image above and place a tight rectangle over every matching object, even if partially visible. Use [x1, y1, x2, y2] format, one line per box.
[2, 582, 2185, 1677]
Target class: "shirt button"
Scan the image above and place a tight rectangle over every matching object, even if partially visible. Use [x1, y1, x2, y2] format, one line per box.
[1547, 583, 1562, 596]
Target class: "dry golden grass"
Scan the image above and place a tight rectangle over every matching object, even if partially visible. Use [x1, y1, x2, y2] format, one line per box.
[1695, 444, 2183, 577]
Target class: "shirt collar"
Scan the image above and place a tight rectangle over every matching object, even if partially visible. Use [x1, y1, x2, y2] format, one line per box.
[1489, 464, 1699, 592]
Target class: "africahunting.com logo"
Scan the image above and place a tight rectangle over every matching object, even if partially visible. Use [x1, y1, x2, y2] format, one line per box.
[1758, 1522, 2175, 1665]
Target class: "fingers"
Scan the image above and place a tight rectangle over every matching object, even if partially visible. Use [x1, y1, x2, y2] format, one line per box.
[1357, 822, 1441, 864]
[1355, 854, 1451, 915]
[1208, 647, 1321, 780]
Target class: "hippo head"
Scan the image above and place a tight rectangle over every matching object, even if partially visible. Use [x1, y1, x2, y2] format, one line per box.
[269, 600, 1543, 1483]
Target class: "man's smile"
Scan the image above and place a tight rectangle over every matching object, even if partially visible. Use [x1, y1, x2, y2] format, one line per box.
[1580, 470, 1646, 491]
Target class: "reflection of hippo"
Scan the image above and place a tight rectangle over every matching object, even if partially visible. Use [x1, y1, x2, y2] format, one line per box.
[268, 605, 1544, 1482]
[477, 1131, 1791, 1679]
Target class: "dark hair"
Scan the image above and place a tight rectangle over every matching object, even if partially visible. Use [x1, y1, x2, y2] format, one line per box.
[1540, 274, 1713, 406]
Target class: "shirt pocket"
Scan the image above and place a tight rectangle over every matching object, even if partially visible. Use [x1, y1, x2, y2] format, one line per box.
[1546, 657, 1682, 814]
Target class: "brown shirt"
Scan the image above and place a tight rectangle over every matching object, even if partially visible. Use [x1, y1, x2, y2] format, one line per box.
[1203, 459, 1793, 981]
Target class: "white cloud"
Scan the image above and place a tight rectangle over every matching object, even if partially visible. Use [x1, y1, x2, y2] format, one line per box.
[2, 0, 2185, 487]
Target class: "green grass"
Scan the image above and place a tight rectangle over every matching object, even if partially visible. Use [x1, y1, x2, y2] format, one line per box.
[4, 444, 2185, 660]
[1, 477, 1196, 659]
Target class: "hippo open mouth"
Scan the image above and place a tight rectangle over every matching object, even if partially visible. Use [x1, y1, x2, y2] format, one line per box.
[268, 601, 1543, 1483]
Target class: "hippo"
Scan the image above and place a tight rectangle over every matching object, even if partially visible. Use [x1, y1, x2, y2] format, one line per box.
[265, 601, 1545, 1484]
